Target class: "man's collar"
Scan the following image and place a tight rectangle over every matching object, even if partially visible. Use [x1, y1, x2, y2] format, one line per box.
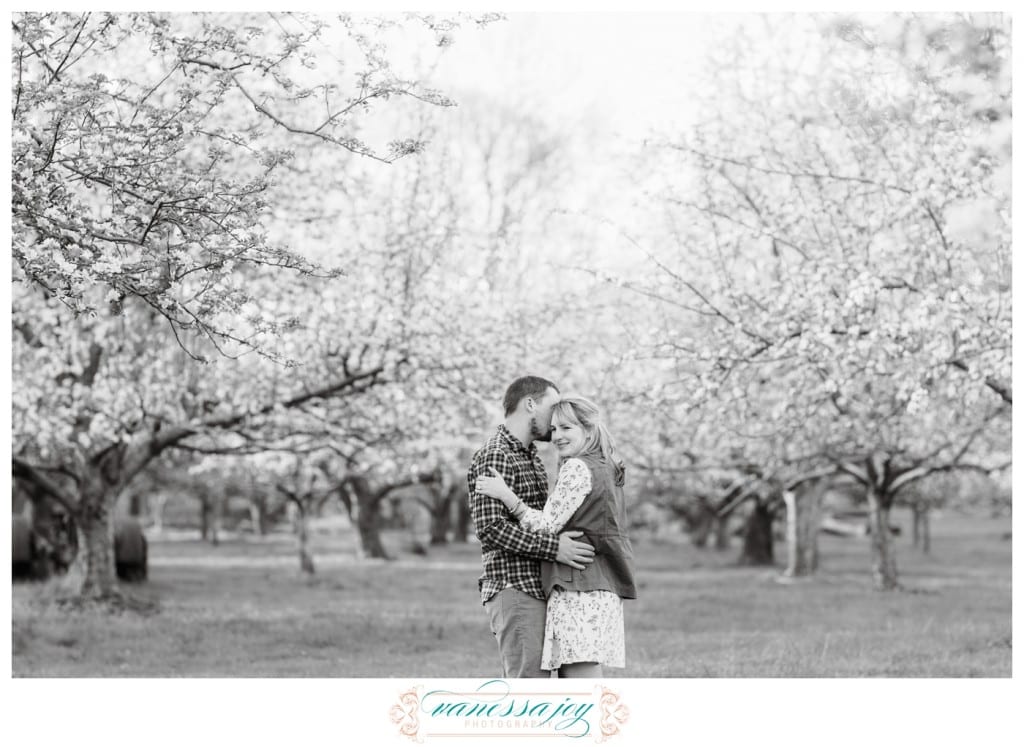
[498, 423, 534, 454]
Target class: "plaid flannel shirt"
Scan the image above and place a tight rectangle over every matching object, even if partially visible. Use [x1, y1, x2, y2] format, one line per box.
[468, 425, 560, 603]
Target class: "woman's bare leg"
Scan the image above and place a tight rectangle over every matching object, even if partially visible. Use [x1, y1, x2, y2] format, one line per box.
[558, 662, 603, 678]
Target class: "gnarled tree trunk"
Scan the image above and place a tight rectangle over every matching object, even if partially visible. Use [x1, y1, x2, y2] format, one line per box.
[77, 482, 120, 601]
[345, 476, 391, 559]
[15, 366, 391, 601]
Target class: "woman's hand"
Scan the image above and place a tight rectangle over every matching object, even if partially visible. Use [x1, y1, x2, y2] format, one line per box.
[475, 467, 517, 508]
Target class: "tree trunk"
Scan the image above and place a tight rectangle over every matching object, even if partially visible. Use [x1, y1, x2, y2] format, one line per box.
[210, 491, 222, 547]
[199, 492, 211, 541]
[713, 514, 730, 550]
[77, 486, 120, 601]
[429, 510, 450, 545]
[783, 479, 825, 577]
[738, 500, 774, 565]
[429, 490, 454, 546]
[921, 506, 930, 554]
[349, 476, 390, 559]
[912, 502, 931, 554]
[688, 497, 715, 548]
[249, 500, 267, 536]
[19, 444, 154, 601]
[453, 487, 471, 543]
[152, 493, 168, 534]
[866, 484, 900, 591]
[29, 492, 78, 578]
[249, 503, 261, 535]
[290, 501, 315, 575]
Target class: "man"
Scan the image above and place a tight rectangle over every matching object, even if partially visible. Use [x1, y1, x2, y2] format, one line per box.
[467, 375, 596, 678]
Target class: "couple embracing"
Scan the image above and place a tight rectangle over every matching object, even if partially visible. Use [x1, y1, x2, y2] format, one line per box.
[467, 376, 637, 678]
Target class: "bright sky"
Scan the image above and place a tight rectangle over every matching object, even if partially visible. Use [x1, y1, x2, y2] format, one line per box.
[412, 13, 720, 274]
[432, 13, 711, 141]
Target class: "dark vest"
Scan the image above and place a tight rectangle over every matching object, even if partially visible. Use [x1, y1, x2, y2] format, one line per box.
[541, 455, 637, 599]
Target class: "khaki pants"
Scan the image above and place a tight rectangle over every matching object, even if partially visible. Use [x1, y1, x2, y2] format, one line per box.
[484, 587, 550, 678]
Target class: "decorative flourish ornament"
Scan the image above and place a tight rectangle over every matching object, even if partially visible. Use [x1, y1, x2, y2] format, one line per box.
[596, 686, 629, 742]
[389, 686, 423, 742]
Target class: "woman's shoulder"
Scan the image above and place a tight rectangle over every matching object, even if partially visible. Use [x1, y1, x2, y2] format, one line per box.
[558, 457, 593, 480]
[565, 453, 604, 471]
[570, 454, 624, 486]
[554, 458, 593, 495]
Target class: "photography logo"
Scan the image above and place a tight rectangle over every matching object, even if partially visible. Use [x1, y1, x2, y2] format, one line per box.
[389, 679, 629, 741]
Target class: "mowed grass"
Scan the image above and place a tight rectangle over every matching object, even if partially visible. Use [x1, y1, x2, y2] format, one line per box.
[11, 509, 1011, 677]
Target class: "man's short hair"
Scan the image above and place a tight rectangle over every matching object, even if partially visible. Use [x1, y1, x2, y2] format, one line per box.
[503, 376, 559, 417]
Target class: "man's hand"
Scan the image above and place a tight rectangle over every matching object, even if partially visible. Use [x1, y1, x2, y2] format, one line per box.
[556, 530, 595, 570]
[476, 467, 517, 506]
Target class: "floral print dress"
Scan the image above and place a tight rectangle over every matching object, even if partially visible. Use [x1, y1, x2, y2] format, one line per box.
[515, 458, 626, 670]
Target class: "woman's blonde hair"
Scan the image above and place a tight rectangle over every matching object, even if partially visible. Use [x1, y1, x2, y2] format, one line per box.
[551, 396, 625, 485]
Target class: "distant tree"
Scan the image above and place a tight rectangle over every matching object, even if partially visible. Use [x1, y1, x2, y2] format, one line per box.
[414, 457, 472, 547]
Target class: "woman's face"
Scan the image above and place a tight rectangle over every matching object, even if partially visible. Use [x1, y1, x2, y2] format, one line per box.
[551, 413, 586, 458]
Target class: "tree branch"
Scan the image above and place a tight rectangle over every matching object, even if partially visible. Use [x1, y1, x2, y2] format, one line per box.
[13, 458, 79, 514]
[667, 143, 913, 196]
[947, 358, 1012, 404]
[837, 460, 869, 485]
[152, 365, 388, 456]
[11, 20, 60, 81]
[230, 76, 394, 163]
[889, 460, 1011, 495]
[49, 13, 90, 84]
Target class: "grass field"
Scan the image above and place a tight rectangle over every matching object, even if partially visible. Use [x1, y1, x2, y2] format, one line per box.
[11, 509, 1011, 677]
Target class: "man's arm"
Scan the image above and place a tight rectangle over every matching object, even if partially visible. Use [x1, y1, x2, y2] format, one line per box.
[469, 448, 560, 562]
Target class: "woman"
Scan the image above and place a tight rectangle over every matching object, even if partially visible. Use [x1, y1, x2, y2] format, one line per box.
[475, 396, 637, 677]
